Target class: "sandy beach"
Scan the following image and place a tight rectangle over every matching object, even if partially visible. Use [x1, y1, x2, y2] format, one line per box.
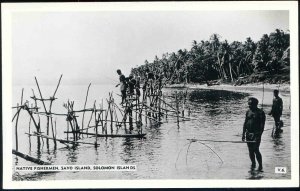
[165, 83, 290, 94]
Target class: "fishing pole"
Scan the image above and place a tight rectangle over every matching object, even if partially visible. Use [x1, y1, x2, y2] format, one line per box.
[187, 138, 256, 143]
[104, 74, 119, 83]
[261, 82, 264, 110]
[264, 127, 274, 132]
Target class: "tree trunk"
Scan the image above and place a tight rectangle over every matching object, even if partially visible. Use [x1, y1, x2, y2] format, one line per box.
[229, 61, 233, 82]
[217, 53, 225, 79]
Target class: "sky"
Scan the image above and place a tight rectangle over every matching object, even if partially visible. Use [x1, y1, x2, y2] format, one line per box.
[11, 10, 289, 85]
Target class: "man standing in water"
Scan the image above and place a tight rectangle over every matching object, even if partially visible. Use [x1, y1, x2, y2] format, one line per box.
[242, 97, 266, 171]
[268, 90, 283, 132]
[115, 69, 127, 105]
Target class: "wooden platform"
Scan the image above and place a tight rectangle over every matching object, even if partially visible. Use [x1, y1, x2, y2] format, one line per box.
[78, 132, 146, 138]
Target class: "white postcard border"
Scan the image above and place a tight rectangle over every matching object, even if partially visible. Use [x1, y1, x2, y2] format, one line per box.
[2, 1, 299, 189]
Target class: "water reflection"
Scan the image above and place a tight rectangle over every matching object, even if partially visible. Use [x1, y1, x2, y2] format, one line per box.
[94, 144, 100, 163]
[122, 138, 134, 163]
[273, 136, 285, 153]
[46, 149, 57, 164]
[28, 136, 32, 153]
[36, 139, 42, 160]
[12, 171, 56, 181]
[14, 156, 19, 165]
[66, 146, 79, 163]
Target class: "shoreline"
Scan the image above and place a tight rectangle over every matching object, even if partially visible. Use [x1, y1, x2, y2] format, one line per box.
[164, 82, 290, 94]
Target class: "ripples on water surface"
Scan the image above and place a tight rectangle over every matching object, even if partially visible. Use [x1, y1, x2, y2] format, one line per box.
[12, 84, 291, 180]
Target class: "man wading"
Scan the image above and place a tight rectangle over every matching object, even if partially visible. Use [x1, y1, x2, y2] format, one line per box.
[268, 89, 283, 133]
[242, 97, 266, 171]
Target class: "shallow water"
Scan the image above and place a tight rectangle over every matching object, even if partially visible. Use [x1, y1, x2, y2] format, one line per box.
[12, 84, 291, 180]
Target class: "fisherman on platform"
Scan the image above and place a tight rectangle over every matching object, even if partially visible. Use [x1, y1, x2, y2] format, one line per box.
[135, 76, 141, 98]
[142, 68, 155, 96]
[127, 74, 136, 96]
[115, 69, 127, 105]
[268, 89, 283, 133]
[242, 97, 266, 171]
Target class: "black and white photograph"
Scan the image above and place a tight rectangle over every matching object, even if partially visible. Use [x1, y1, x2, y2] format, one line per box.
[2, 1, 299, 189]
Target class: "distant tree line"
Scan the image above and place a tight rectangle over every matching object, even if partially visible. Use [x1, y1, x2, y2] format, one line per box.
[130, 29, 290, 85]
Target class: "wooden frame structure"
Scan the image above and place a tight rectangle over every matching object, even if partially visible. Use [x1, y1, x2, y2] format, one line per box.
[12, 74, 193, 164]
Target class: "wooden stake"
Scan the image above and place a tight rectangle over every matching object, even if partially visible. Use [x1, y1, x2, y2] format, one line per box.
[175, 92, 180, 128]
[93, 103, 98, 147]
[54, 119, 57, 138]
[50, 117, 57, 148]
[34, 76, 51, 148]
[12, 107, 22, 122]
[34, 77, 47, 112]
[158, 90, 162, 121]
[49, 75, 62, 144]
[15, 88, 24, 151]
[15, 103, 20, 151]
[128, 103, 133, 131]
[82, 83, 91, 135]
[87, 109, 94, 135]
[104, 99, 111, 134]
[66, 121, 69, 142]
[28, 116, 32, 135]
[109, 93, 114, 133]
[52, 74, 63, 97]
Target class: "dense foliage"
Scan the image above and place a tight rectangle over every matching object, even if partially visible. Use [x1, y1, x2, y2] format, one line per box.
[131, 29, 290, 85]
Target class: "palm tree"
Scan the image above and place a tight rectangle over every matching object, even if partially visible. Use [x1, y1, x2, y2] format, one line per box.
[242, 37, 256, 75]
[220, 40, 235, 82]
[267, 29, 290, 74]
[252, 34, 270, 73]
[229, 41, 245, 78]
[209, 34, 221, 52]
[210, 34, 228, 80]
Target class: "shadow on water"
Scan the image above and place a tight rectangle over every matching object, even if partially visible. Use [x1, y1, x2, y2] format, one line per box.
[187, 89, 249, 118]
[189, 89, 249, 104]
[247, 169, 265, 180]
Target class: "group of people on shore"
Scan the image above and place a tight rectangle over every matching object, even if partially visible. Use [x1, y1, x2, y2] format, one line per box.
[242, 90, 283, 171]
